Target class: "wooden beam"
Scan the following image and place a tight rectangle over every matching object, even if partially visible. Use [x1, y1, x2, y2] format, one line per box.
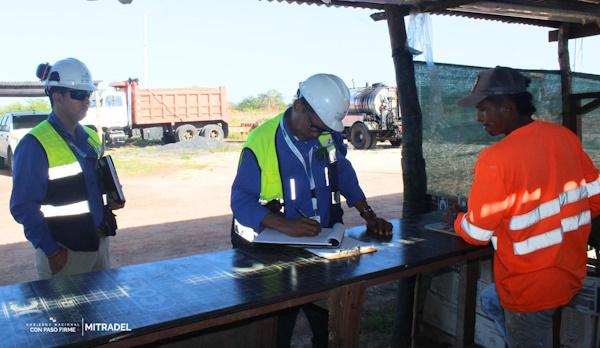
[577, 97, 600, 116]
[549, 23, 600, 42]
[385, 4, 429, 217]
[558, 24, 580, 136]
[571, 92, 600, 100]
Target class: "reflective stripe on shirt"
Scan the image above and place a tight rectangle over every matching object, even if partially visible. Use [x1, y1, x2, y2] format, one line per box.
[491, 236, 498, 250]
[510, 183, 595, 231]
[513, 228, 563, 255]
[511, 211, 590, 255]
[586, 177, 600, 197]
[461, 214, 494, 241]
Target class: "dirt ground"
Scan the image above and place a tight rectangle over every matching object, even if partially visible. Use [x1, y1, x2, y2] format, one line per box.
[0, 144, 403, 285]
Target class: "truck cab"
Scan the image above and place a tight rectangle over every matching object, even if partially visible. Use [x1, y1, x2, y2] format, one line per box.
[82, 89, 128, 143]
[0, 111, 49, 172]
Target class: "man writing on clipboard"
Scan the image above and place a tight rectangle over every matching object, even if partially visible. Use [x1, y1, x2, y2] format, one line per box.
[230, 73, 392, 347]
[10, 58, 124, 279]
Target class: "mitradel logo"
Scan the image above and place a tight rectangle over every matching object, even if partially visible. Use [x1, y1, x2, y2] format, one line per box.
[26, 317, 131, 336]
[83, 320, 131, 333]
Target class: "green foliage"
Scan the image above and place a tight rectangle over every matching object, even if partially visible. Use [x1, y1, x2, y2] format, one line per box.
[0, 99, 51, 115]
[231, 89, 287, 113]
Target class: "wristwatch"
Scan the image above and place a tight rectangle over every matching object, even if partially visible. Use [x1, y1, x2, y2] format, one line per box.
[359, 206, 376, 220]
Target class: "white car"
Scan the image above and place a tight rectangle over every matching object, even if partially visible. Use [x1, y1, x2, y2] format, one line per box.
[0, 111, 49, 172]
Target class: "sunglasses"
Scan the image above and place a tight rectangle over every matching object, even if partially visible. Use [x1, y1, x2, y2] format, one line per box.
[303, 101, 332, 134]
[69, 90, 92, 101]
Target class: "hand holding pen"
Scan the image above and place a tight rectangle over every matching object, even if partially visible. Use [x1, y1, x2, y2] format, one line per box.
[260, 209, 320, 237]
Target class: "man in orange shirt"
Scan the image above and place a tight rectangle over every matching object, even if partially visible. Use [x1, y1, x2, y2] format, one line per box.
[454, 66, 600, 347]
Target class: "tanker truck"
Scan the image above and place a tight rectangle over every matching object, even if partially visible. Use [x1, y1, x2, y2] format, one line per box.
[343, 83, 402, 149]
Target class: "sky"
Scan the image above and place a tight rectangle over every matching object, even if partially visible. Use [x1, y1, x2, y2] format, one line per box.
[1, 0, 599, 105]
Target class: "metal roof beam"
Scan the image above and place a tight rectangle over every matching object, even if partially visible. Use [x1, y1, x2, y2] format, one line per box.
[0, 90, 46, 98]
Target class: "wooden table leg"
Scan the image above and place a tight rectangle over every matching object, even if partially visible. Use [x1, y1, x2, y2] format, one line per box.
[455, 259, 478, 348]
[328, 282, 366, 348]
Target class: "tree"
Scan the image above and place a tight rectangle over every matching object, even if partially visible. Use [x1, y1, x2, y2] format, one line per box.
[233, 90, 287, 113]
[0, 99, 50, 115]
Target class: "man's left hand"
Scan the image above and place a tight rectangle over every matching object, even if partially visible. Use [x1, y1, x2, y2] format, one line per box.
[366, 217, 393, 238]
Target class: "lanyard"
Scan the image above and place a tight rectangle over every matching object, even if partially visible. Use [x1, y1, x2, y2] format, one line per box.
[279, 116, 319, 215]
[50, 121, 100, 159]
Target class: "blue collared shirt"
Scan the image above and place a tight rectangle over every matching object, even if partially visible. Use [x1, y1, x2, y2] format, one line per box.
[10, 112, 105, 257]
[230, 111, 365, 232]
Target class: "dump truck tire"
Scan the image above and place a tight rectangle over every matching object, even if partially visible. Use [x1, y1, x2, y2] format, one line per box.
[175, 124, 197, 142]
[202, 125, 224, 141]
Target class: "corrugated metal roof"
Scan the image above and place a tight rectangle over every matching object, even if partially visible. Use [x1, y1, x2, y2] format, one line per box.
[266, 0, 600, 27]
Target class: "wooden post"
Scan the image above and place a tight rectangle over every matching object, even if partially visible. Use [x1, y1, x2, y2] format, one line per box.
[455, 259, 478, 348]
[558, 24, 580, 136]
[328, 283, 365, 347]
[385, 5, 429, 217]
[385, 7, 425, 347]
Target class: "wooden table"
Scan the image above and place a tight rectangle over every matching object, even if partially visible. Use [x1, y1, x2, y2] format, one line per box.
[0, 213, 492, 347]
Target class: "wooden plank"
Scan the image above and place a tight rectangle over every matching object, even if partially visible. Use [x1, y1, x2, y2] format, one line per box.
[328, 283, 366, 348]
[98, 291, 328, 347]
[455, 259, 479, 348]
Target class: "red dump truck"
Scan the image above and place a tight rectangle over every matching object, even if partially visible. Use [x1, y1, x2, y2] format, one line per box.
[82, 79, 230, 143]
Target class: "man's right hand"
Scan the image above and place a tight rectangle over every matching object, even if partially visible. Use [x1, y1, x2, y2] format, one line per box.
[262, 213, 321, 237]
[48, 247, 67, 274]
[280, 217, 321, 237]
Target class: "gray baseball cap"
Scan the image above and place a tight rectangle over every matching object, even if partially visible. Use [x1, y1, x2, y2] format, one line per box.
[458, 66, 531, 107]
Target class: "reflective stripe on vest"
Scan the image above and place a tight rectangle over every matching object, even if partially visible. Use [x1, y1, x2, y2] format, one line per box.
[40, 201, 90, 218]
[30, 121, 101, 218]
[48, 161, 82, 180]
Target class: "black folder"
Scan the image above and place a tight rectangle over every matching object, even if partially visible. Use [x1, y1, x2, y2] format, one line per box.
[99, 155, 125, 205]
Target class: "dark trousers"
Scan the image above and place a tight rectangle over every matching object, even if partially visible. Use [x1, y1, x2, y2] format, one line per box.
[276, 304, 328, 348]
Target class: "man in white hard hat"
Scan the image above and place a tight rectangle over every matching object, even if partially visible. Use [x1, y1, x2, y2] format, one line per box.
[10, 58, 120, 279]
[230, 73, 392, 347]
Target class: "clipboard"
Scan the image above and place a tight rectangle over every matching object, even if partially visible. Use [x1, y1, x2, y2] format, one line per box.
[98, 155, 125, 205]
[424, 222, 460, 237]
[253, 223, 345, 247]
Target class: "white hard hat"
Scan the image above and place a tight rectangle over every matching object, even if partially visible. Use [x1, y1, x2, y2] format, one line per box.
[41, 58, 95, 92]
[298, 73, 350, 132]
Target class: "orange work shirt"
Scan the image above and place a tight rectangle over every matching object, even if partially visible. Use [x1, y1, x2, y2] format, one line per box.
[454, 120, 600, 312]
